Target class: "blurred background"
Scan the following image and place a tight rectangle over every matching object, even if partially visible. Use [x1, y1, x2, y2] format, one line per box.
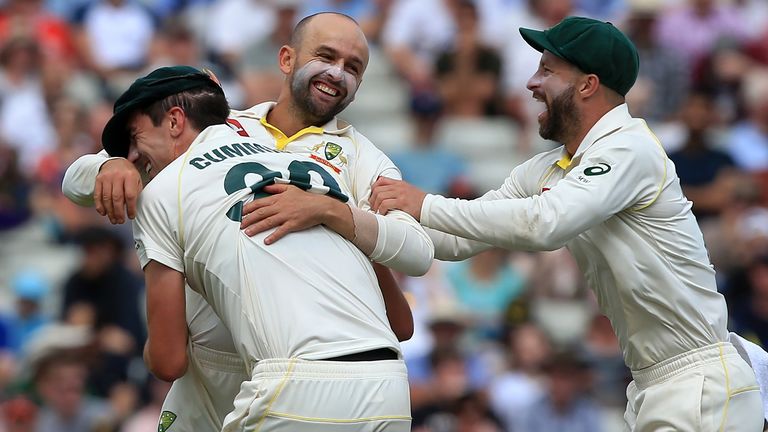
[0, 0, 767, 430]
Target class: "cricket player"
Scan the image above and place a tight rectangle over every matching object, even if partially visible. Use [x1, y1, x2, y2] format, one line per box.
[363, 17, 764, 431]
[104, 65, 411, 431]
[62, 13, 430, 431]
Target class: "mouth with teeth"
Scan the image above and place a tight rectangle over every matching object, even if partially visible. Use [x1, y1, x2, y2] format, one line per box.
[312, 80, 341, 98]
[533, 93, 549, 123]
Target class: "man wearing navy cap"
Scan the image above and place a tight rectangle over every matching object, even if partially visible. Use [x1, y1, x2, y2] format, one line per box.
[371, 16, 764, 431]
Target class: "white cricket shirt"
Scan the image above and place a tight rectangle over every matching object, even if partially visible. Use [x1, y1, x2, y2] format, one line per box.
[133, 125, 400, 366]
[422, 104, 728, 370]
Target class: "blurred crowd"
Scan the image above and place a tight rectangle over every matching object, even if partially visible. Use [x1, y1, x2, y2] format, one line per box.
[0, 0, 767, 431]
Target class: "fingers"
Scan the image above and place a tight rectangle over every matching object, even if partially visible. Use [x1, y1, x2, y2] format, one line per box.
[101, 181, 116, 224]
[371, 188, 401, 213]
[262, 184, 290, 194]
[264, 221, 296, 245]
[94, 179, 105, 216]
[376, 198, 399, 216]
[125, 177, 140, 220]
[111, 177, 126, 224]
[244, 214, 286, 238]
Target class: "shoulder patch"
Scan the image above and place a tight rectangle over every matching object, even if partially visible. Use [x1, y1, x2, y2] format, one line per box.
[158, 410, 177, 431]
[583, 163, 611, 176]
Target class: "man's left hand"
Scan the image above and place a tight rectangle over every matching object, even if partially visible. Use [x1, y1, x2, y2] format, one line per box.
[241, 184, 337, 244]
[370, 177, 426, 220]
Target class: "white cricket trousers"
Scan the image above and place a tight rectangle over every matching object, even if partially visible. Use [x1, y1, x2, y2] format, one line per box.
[221, 358, 412, 432]
[623, 342, 763, 431]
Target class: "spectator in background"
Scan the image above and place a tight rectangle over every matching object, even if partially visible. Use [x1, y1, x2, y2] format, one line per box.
[239, 1, 300, 107]
[656, 0, 748, 72]
[389, 111, 470, 196]
[0, 396, 38, 432]
[411, 349, 472, 432]
[446, 248, 526, 339]
[489, 322, 551, 432]
[0, 271, 50, 357]
[728, 68, 768, 173]
[453, 391, 504, 432]
[383, 0, 497, 121]
[579, 314, 630, 409]
[0, 0, 76, 62]
[0, 144, 32, 231]
[60, 226, 144, 397]
[148, 18, 205, 71]
[521, 350, 603, 432]
[71, 0, 157, 80]
[205, 0, 276, 74]
[669, 89, 739, 220]
[730, 254, 768, 347]
[120, 378, 171, 432]
[33, 349, 114, 432]
[623, 0, 690, 123]
[0, 37, 56, 172]
[499, 0, 574, 153]
[434, 0, 503, 118]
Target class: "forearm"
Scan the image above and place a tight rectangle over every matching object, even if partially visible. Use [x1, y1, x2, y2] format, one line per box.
[372, 263, 413, 342]
[421, 194, 578, 252]
[427, 227, 494, 261]
[61, 151, 114, 206]
[324, 200, 434, 276]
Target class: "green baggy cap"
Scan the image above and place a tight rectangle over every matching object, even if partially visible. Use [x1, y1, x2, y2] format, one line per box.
[102, 66, 223, 158]
[519, 16, 640, 96]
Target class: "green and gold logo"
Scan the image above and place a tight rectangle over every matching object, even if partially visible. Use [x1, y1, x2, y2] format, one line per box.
[324, 142, 342, 160]
[158, 411, 177, 432]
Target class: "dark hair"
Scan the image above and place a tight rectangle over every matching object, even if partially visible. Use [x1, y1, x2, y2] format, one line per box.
[140, 84, 229, 131]
[290, 12, 359, 47]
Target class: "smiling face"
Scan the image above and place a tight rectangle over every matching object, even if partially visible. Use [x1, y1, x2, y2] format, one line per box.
[285, 14, 368, 125]
[127, 112, 175, 179]
[526, 50, 583, 143]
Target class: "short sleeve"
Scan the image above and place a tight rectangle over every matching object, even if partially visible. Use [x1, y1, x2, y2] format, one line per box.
[133, 184, 183, 272]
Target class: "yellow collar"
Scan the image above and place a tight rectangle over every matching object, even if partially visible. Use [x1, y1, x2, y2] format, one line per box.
[258, 116, 324, 151]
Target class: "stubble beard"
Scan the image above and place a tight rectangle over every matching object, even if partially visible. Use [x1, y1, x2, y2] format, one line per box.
[289, 71, 354, 127]
[539, 85, 581, 143]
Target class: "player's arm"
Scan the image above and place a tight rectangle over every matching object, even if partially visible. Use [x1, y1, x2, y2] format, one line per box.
[61, 150, 145, 224]
[143, 260, 188, 382]
[374, 140, 663, 252]
[373, 263, 413, 341]
[133, 179, 188, 381]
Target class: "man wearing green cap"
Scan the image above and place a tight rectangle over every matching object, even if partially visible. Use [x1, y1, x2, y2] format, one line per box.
[369, 16, 764, 431]
[62, 12, 428, 431]
[103, 64, 411, 431]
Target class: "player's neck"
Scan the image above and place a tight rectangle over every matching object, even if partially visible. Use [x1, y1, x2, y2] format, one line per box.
[268, 98, 309, 137]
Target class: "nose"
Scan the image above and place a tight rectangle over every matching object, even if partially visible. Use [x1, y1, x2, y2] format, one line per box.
[325, 63, 344, 81]
[526, 73, 539, 92]
[127, 145, 140, 163]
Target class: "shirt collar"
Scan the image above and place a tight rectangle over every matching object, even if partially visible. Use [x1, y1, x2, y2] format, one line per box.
[236, 101, 354, 135]
[553, 103, 629, 169]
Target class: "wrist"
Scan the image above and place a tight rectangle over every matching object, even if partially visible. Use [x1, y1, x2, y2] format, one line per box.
[322, 199, 355, 241]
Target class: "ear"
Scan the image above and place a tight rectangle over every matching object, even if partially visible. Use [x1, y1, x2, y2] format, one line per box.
[578, 74, 601, 99]
[167, 106, 186, 139]
[278, 45, 295, 75]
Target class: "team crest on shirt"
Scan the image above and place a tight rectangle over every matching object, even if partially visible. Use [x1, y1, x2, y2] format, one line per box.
[158, 411, 177, 431]
[309, 142, 348, 173]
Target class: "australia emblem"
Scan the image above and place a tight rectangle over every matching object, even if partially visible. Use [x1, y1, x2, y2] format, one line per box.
[158, 411, 177, 432]
[324, 142, 342, 160]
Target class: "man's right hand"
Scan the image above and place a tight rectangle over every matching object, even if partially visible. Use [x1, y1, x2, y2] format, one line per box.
[94, 158, 143, 224]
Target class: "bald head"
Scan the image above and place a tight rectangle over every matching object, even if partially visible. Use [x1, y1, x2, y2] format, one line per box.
[276, 12, 369, 127]
[291, 13, 363, 49]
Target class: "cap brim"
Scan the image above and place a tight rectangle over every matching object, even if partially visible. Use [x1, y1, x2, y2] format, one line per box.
[101, 109, 133, 158]
[519, 27, 560, 56]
